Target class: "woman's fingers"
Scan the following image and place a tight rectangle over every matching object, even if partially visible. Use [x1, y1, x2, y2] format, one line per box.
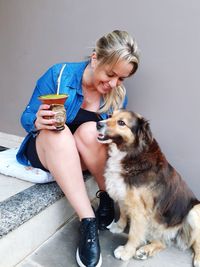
[35, 118, 57, 130]
[40, 117, 56, 125]
[38, 123, 57, 130]
[35, 104, 57, 130]
[37, 104, 54, 117]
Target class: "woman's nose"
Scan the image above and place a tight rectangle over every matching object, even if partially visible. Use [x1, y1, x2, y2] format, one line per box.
[109, 77, 119, 88]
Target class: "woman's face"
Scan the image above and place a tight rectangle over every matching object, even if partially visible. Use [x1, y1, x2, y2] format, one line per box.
[91, 56, 134, 94]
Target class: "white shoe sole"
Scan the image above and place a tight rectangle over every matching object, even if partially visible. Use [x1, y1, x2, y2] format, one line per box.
[105, 219, 115, 230]
[76, 248, 102, 267]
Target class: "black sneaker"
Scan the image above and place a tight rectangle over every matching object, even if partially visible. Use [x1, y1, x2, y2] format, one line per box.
[96, 190, 115, 230]
[76, 218, 102, 267]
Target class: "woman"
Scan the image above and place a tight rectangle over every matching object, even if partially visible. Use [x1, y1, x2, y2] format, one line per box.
[17, 30, 139, 267]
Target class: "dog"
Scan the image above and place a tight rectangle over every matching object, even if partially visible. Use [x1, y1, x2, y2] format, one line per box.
[96, 109, 200, 267]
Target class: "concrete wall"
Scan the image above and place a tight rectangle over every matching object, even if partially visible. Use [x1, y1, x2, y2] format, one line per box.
[0, 0, 199, 197]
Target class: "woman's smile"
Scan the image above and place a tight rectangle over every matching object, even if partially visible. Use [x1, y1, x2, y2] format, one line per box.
[102, 82, 112, 92]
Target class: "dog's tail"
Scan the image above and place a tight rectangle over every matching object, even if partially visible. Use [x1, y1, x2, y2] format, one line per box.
[176, 203, 200, 250]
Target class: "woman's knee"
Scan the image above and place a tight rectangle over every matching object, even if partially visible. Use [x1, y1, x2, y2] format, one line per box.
[37, 126, 75, 150]
[74, 122, 98, 147]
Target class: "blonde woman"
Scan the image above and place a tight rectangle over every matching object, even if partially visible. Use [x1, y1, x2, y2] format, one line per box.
[17, 30, 140, 267]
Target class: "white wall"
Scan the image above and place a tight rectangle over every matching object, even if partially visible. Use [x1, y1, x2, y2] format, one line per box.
[0, 0, 199, 197]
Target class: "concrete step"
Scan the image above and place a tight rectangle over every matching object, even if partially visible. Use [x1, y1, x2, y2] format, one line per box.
[16, 213, 193, 267]
[0, 132, 98, 267]
[0, 177, 98, 267]
[0, 132, 24, 149]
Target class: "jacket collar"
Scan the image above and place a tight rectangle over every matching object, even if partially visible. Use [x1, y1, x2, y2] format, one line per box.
[63, 61, 89, 95]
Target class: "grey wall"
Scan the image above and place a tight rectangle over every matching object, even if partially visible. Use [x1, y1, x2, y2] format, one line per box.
[0, 0, 199, 197]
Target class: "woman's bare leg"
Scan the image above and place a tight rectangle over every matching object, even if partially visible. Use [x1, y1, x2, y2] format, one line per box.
[74, 122, 107, 191]
[36, 126, 94, 220]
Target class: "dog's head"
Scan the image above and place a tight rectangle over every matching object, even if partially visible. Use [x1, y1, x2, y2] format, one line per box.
[97, 109, 153, 151]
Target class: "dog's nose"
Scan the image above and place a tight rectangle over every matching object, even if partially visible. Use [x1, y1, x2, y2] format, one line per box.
[96, 121, 104, 130]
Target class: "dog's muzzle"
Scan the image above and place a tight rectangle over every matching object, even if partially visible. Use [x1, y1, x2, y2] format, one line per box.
[96, 121, 111, 143]
[96, 121, 105, 131]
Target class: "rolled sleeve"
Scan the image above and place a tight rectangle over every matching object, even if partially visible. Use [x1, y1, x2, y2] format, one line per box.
[20, 66, 58, 133]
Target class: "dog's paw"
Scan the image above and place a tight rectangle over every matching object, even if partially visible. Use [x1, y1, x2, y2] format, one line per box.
[109, 222, 124, 233]
[193, 255, 200, 267]
[114, 245, 133, 261]
[135, 247, 149, 260]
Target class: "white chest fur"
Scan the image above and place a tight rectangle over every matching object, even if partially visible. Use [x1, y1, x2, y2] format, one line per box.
[104, 144, 127, 202]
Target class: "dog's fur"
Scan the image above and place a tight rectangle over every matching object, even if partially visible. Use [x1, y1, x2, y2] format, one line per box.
[97, 110, 200, 267]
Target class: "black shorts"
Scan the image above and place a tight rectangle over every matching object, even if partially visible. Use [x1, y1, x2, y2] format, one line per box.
[25, 108, 102, 172]
[25, 135, 49, 172]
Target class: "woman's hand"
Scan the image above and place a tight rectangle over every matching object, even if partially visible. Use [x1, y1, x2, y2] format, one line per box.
[35, 104, 57, 131]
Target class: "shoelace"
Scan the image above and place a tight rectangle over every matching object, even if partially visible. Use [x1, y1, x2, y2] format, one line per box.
[96, 190, 113, 210]
[86, 221, 97, 244]
[96, 190, 105, 198]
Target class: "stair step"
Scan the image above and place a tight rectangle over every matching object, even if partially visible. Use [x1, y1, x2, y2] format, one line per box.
[0, 132, 32, 202]
[0, 132, 24, 149]
[0, 175, 98, 267]
[0, 132, 98, 267]
[16, 210, 193, 267]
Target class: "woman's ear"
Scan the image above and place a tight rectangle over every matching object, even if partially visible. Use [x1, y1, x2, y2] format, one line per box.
[91, 52, 97, 68]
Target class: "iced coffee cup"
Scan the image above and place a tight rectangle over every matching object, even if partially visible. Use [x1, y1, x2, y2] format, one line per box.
[38, 94, 68, 131]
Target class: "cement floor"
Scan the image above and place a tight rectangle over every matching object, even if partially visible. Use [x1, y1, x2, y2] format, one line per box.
[17, 215, 193, 267]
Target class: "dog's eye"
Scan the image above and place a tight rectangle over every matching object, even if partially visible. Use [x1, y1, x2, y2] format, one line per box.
[117, 120, 126, 126]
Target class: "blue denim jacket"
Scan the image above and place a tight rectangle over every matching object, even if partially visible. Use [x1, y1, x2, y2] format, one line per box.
[16, 61, 128, 166]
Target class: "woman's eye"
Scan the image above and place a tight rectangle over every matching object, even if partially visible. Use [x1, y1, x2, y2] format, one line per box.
[117, 120, 126, 126]
[107, 73, 114, 77]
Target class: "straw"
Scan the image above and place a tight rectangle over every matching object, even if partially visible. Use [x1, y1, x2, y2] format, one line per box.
[56, 64, 67, 95]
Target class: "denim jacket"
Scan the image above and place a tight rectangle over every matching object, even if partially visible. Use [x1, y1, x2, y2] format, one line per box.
[16, 61, 128, 166]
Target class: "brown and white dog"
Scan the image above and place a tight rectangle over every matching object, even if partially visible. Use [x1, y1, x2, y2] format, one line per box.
[97, 109, 200, 267]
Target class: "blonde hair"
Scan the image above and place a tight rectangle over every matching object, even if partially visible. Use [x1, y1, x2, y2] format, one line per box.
[94, 30, 140, 114]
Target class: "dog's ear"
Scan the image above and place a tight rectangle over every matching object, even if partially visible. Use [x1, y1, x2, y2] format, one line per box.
[133, 117, 153, 144]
